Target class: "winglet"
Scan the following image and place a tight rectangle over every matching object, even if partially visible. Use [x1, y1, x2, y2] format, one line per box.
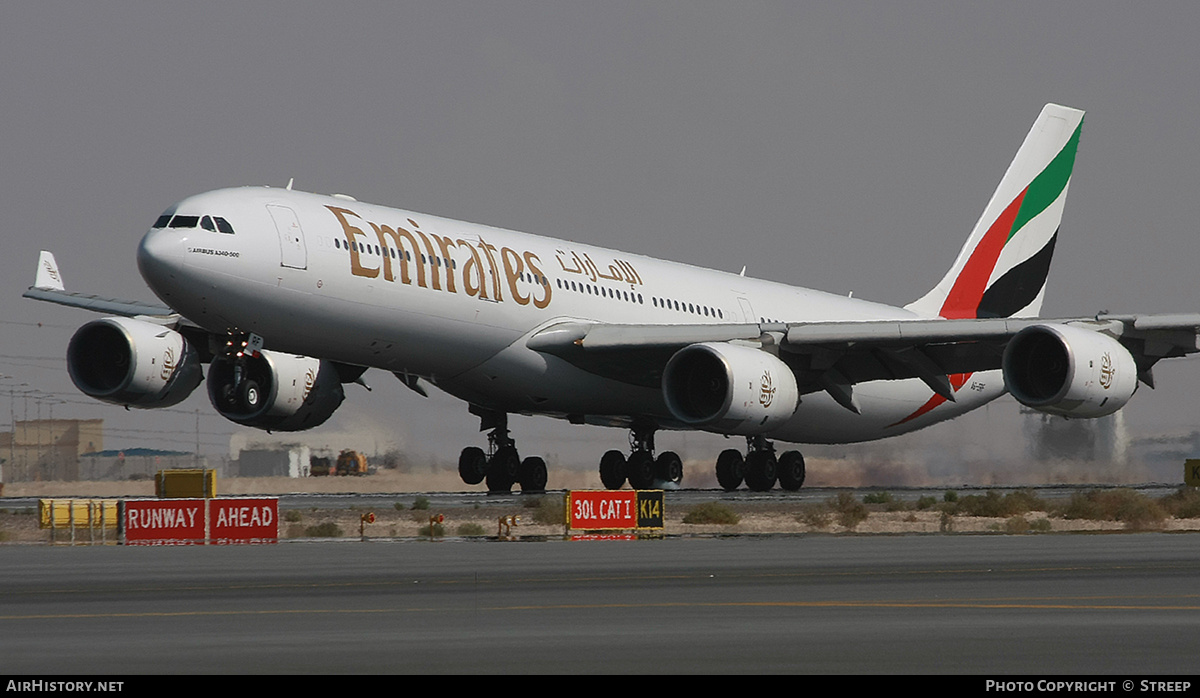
[34, 251, 65, 291]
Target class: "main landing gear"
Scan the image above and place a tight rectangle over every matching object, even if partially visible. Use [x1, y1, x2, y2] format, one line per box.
[715, 436, 806, 492]
[457, 412, 547, 493]
[597, 423, 684, 490]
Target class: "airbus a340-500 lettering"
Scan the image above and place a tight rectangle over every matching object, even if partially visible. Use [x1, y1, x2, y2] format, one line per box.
[26, 104, 1200, 492]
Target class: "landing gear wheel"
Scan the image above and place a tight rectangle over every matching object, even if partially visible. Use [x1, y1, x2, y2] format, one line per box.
[486, 445, 520, 493]
[655, 451, 683, 485]
[777, 451, 805, 491]
[240, 380, 262, 411]
[626, 451, 656, 490]
[715, 449, 746, 491]
[458, 447, 487, 485]
[599, 450, 627, 490]
[518, 456, 547, 492]
[744, 450, 778, 492]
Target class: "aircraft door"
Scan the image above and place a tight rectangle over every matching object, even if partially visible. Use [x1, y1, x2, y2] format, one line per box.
[268, 204, 307, 269]
[737, 297, 756, 323]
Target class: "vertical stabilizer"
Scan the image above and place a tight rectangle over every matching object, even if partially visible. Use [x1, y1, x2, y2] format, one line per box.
[906, 104, 1084, 319]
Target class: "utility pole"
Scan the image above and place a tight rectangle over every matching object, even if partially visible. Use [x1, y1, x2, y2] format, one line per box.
[0, 375, 10, 490]
[195, 409, 201, 468]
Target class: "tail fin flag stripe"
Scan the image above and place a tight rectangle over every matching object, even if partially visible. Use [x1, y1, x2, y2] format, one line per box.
[976, 231, 1057, 319]
[905, 104, 1085, 323]
[938, 187, 1028, 319]
[937, 119, 1081, 320]
[1010, 124, 1081, 238]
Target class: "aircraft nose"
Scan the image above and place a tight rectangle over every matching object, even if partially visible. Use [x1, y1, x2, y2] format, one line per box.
[137, 226, 186, 299]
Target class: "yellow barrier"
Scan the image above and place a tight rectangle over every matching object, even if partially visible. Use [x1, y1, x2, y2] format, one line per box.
[155, 468, 217, 498]
[38, 499, 120, 529]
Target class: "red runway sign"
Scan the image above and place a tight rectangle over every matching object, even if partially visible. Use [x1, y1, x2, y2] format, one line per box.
[121, 498, 279, 544]
[210, 498, 278, 543]
[124, 499, 205, 545]
[570, 491, 637, 529]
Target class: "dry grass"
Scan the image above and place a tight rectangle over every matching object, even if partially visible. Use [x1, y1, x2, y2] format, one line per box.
[682, 501, 740, 525]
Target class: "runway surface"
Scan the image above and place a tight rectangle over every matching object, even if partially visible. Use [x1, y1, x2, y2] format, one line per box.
[2, 534, 1197, 674]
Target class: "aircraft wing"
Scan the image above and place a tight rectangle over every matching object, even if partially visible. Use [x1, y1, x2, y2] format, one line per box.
[23, 287, 174, 317]
[22, 250, 174, 317]
[528, 314, 1200, 405]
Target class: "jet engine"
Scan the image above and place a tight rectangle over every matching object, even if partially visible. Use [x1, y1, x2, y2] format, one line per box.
[662, 342, 799, 434]
[206, 350, 345, 431]
[1002, 323, 1138, 418]
[67, 317, 203, 408]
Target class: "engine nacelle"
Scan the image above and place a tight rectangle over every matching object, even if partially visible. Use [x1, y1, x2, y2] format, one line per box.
[1002, 323, 1138, 418]
[662, 342, 799, 434]
[207, 350, 345, 431]
[67, 317, 203, 408]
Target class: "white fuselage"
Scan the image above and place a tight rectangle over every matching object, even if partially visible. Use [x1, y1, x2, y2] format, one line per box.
[137, 187, 1006, 444]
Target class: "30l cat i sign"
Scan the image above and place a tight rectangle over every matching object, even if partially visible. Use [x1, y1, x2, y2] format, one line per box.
[568, 490, 663, 531]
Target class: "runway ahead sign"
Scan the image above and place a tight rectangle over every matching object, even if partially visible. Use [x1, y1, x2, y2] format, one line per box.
[122, 498, 278, 545]
[568, 490, 664, 531]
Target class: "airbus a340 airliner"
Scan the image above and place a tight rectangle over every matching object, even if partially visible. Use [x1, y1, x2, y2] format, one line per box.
[25, 104, 1200, 492]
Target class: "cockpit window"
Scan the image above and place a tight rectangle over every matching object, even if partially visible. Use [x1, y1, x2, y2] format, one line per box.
[154, 211, 234, 233]
[169, 215, 199, 229]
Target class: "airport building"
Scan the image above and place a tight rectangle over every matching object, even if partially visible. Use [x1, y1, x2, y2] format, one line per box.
[0, 418, 211, 482]
[77, 448, 207, 481]
[235, 446, 312, 478]
[0, 418, 104, 482]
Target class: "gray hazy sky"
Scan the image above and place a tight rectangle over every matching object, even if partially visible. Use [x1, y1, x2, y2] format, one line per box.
[3, 2, 1199, 472]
